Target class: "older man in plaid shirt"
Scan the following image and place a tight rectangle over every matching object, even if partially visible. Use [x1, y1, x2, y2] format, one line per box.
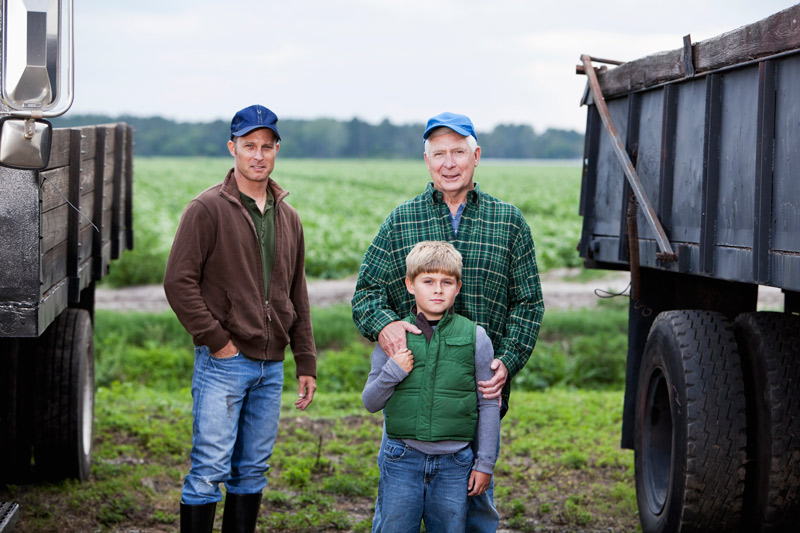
[352, 111, 545, 531]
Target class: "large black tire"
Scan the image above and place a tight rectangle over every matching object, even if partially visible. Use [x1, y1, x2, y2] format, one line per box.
[734, 312, 800, 532]
[0, 339, 34, 482]
[33, 308, 95, 481]
[635, 310, 747, 533]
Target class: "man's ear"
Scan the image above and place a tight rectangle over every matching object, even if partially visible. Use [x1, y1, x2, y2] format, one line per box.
[227, 139, 236, 157]
[405, 277, 415, 295]
[456, 280, 462, 294]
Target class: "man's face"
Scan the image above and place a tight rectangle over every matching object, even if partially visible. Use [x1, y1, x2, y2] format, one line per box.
[424, 130, 480, 198]
[405, 272, 461, 321]
[227, 128, 279, 185]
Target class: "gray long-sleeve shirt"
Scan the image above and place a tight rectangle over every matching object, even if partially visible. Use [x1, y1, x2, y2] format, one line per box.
[362, 325, 500, 474]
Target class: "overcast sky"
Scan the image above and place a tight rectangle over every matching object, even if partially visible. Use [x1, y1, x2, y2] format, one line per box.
[70, 1, 794, 133]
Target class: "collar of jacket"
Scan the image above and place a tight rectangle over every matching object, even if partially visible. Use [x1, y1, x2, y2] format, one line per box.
[425, 182, 481, 207]
[219, 168, 290, 206]
[411, 305, 455, 342]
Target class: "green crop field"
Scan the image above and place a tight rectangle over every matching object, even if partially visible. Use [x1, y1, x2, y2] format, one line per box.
[105, 157, 584, 285]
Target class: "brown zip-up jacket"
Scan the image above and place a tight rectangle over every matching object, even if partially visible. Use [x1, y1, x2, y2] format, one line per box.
[164, 169, 316, 377]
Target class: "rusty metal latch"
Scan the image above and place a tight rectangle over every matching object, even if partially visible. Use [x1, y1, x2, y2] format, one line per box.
[579, 54, 677, 262]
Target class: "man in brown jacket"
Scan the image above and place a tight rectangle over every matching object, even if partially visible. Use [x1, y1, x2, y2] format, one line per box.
[164, 104, 316, 533]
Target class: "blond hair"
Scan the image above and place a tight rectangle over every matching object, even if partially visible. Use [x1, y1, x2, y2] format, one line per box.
[405, 241, 462, 282]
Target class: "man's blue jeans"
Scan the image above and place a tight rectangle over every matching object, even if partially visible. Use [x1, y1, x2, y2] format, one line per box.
[374, 437, 474, 532]
[181, 346, 284, 505]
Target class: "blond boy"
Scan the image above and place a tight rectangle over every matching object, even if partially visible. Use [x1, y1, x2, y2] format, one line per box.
[362, 241, 500, 532]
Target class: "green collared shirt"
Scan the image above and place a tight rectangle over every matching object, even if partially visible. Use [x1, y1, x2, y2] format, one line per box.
[240, 191, 275, 299]
[352, 182, 545, 416]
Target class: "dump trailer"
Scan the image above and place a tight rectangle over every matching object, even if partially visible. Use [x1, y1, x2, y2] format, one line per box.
[0, 0, 133, 496]
[577, 5, 800, 532]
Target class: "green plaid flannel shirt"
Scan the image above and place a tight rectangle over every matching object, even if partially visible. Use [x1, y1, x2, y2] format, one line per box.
[352, 182, 545, 415]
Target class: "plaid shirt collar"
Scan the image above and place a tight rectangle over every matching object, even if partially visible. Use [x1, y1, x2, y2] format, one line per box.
[424, 182, 482, 207]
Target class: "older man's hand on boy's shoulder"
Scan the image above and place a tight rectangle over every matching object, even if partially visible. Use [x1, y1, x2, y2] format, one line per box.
[379, 321, 422, 357]
[467, 471, 492, 497]
[391, 348, 414, 374]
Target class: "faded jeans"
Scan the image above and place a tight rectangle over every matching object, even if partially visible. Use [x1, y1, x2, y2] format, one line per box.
[373, 437, 474, 533]
[181, 345, 283, 505]
[373, 425, 501, 532]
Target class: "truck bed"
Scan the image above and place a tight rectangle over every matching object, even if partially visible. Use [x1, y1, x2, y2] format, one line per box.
[578, 5, 800, 293]
[0, 123, 133, 337]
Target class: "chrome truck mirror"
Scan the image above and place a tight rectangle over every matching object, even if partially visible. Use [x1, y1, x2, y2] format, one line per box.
[0, 0, 72, 169]
[0, 116, 51, 169]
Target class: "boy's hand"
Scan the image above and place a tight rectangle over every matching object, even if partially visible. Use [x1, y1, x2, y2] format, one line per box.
[391, 349, 414, 373]
[468, 470, 492, 496]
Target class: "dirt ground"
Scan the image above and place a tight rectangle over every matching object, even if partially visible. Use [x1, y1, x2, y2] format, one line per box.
[95, 268, 784, 313]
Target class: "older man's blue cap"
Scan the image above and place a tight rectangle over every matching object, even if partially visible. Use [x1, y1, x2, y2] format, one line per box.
[423, 112, 477, 142]
[230, 104, 281, 140]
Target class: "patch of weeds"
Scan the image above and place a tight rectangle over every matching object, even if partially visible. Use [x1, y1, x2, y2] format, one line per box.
[564, 493, 593, 526]
[282, 463, 311, 488]
[152, 509, 176, 524]
[507, 514, 535, 532]
[264, 489, 289, 505]
[561, 450, 588, 469]
[352, 518, 374, 533]
[97, 492, 141, 525]
[322, 509, 352, 530]
[323, 473, 377, 497]
[508, 498, 526, 517]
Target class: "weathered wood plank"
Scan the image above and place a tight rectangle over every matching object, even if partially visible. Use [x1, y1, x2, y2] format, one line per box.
[40, 240, 66, 295]
[41, 203, 68, 254]
[593, 4, 800, 98]
[40, 166, 70, 212]
[47, 129, 72, 169]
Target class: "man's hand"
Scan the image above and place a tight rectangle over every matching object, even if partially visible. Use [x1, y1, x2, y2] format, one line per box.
[391, 349, 414, 373]
[295, 375, 316, 410]
[378, 321, 422, 357]
[477, 359, 508, 399]
[212, 340, 238, 358]
[468, 470, 492, 496]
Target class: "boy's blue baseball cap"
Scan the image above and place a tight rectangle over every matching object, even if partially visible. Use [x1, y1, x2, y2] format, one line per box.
[423, 112, 477, 142]
[230, 104, 281, 141]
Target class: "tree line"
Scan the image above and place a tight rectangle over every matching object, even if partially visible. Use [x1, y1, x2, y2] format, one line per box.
[51, 114, 584, 159]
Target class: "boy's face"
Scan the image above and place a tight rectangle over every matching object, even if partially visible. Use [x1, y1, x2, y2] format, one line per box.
[405, 272, 461, 321]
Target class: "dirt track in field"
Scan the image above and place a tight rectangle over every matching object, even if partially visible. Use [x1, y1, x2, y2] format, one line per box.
[95, 268, 783, 313]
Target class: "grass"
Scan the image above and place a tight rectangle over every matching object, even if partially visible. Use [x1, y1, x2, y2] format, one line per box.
[1, 387, 637, 532]
[0, 302, 639, 532]
[104, 157, 583, 285]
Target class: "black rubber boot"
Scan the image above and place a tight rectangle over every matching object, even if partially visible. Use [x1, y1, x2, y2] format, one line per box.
[180, 501, 216, 533]
[221, 492, 262, 533]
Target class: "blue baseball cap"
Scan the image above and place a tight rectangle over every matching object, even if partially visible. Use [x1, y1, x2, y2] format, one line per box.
[230, 105, 281, 141]
[423, 112, 477, 142]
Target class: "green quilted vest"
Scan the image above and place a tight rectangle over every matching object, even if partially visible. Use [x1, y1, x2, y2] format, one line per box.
[385, 311, 477, 441]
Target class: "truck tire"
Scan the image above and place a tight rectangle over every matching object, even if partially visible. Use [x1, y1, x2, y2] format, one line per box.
[734, 312, 800, 532]
[0, 339, 34, 482]
[33, 308, 95, 481]
[635, 310, 747, 533]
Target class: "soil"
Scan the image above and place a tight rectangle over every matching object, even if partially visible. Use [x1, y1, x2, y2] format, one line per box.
[95, 268, 784, 312]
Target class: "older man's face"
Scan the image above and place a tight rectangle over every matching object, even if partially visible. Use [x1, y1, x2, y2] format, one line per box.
[424, 130, 480, 200]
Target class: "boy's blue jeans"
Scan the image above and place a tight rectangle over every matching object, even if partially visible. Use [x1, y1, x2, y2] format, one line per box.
[373, 426, 501, 532]
[181, 345, 284, 505]
[373, 437, 474, 533]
